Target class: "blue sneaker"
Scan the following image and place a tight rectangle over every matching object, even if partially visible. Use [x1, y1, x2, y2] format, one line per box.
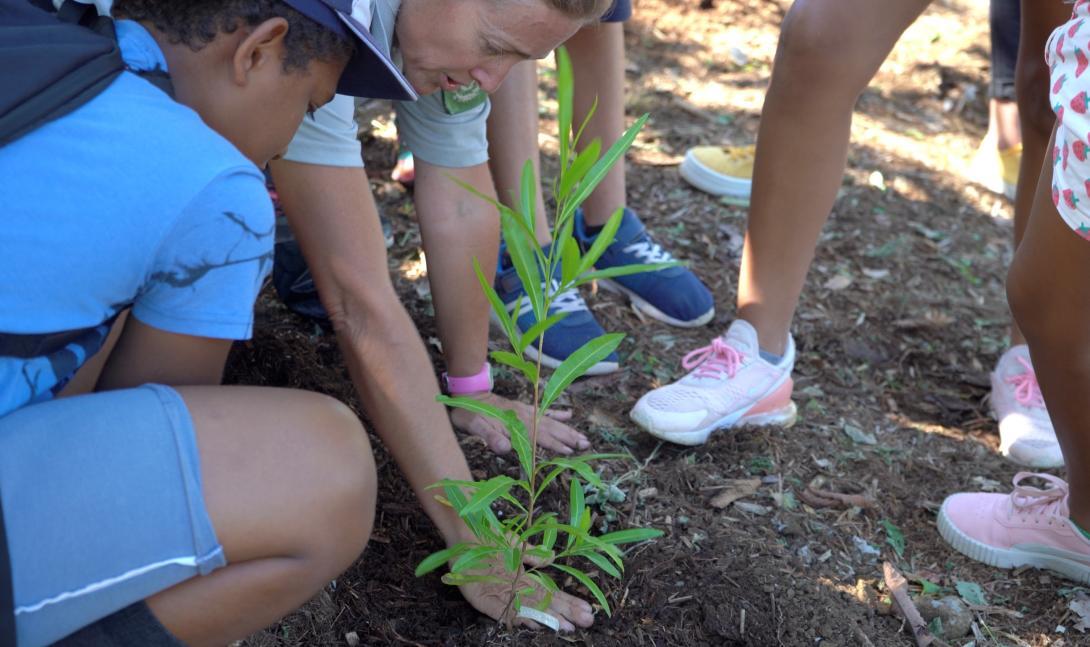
[494, 244, 619, 375]
[574, 208, 714, 327]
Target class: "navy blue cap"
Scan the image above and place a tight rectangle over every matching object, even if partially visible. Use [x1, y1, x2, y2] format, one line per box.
[281, 0, 418, 101]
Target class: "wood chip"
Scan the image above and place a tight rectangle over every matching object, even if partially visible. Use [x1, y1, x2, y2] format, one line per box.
[709, 478, 761, 509]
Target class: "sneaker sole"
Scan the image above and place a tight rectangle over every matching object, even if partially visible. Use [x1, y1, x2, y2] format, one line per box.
[489, 311, 619, 376]
[632, 400, 797, 447]
[598, 279, 714, 328]
[937, 500, 1090, 584]
[679, 152, 752, 203]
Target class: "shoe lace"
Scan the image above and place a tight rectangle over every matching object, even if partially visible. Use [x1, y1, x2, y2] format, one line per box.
[623, 237, 674, 264]
[1005, 356, 1045, 408]
[513, 279, 587, 316]
[1009, 472, 1069, 523]
[682, 337, 743, 379]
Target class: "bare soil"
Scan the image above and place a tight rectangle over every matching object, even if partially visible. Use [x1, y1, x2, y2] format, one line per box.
[230, 1, 1078, 644]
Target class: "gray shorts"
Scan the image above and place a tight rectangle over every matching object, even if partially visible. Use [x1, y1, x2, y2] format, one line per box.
[0, 384, 224, 646]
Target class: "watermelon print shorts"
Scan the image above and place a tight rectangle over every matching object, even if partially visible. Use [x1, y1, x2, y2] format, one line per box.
[1048, 0, 1090, 240]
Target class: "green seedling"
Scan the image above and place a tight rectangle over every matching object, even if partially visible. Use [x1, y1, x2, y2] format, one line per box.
[414, 47, 666, 627]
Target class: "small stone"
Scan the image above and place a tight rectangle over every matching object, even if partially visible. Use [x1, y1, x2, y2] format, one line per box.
[917, 596, 972, 639]
[345, 631, 360, 646]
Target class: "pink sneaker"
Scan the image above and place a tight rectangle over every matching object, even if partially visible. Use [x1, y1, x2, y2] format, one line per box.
[629, 320, 797, 445]
[991, 346, 1063, 468]
[938, 473, 1090, 584]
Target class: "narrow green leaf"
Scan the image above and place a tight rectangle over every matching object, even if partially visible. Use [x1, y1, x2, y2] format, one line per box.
[414, 543, 472, 577]
[473, 258, 521, 350]
[530, 569, 560, 593]
[542, 457, 604, 491]
[556, 46, 573, 172]
[578, 549, 621, 578]
[542, 524, 558, 551]
[526, 572, 557, 611]
[460, 475, 516, 518]
[571, 97, 598, 154]
[517, 312, 567, 353]
[535, 466, 566, 499]
[490, 350, 536, 383]
[444, 485, 485, 539]
[560, 229, 581, 287]
[568, 478, 585, 549]
[441, 573, 508, 586]
[542, 333, 625, 411]
[553, 564, 611, 616]
[502, 215, 545, 321]
[499, 409, 534, 479]
[558, 139, 601, 208]
[561, 114, 649, 222]
[575, 207, 624, 276]
[554, 524, 623, 568]
[573, 261, 684, 287]
[579, 505, 592, 532]
[437, 395, 509, 424]
[505, 543, 522, 573]
[519, 158, 538, 236]
[451, 545, 503, 573]
[597, 527, 665, 545]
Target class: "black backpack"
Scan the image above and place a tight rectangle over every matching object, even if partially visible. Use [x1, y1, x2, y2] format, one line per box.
[0, 0, 172, 148]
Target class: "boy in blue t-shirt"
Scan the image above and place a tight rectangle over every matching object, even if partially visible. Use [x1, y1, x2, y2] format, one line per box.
[0, 1, 421, 644]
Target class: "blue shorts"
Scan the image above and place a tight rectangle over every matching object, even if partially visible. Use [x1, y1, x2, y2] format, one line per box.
[601, 0, 631, 22]
[0, 384, 225, 646]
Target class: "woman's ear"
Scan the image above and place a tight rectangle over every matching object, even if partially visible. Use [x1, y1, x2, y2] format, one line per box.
[231, 17, 290, 86]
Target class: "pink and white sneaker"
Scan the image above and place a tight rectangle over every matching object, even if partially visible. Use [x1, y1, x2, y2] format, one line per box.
[629, 320, 797, 445]
[938, 473, 1090, 584]
[991, 346, 1063, 468]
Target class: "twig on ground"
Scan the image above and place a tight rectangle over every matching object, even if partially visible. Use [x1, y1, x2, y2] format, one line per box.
[799, 486, 875, 509]
[852, 622, 876, 647]
[883, 562, 951, 647]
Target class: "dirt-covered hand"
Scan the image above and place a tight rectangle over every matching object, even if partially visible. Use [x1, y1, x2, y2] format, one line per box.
[458, 561, 595, 632]
[449, 392, 590, 455]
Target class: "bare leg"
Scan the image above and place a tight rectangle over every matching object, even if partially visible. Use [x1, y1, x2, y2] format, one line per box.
[1009, 0, 1071, 346]
[487, 59, 552, 244]
[736, 0, 931, 355]
[994, 99, 1022, 151]
[1008, 128, 1090, 526]
[566, 21, 627, 225]
[146, 386, 376, 646]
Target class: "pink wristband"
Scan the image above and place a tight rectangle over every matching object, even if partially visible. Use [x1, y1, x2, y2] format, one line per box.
[442, 362, 493, 395]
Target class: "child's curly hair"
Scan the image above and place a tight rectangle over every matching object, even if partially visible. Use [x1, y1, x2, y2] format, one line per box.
[111, 0, 355, 72]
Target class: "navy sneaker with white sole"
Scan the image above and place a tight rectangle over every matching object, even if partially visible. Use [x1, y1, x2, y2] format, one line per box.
[574, 208, 714, 328]
[493, 243, 619, 375]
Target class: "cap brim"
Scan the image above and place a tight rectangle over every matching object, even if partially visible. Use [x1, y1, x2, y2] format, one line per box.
[334, 11, 418, 101]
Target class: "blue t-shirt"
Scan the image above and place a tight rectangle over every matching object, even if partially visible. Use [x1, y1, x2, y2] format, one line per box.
[0, 21, 273, 417]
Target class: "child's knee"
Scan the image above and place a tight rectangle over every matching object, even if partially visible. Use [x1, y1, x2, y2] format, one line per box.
[300, 393, 377, 569]
[774, 2, 867, 96]
[1007, 251, 1049, 339]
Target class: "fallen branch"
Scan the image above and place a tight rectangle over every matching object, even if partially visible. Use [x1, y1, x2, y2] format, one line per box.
[852, 622, 876, 647]
[799, 486, 875, 509]
[883, 562, 951, 647]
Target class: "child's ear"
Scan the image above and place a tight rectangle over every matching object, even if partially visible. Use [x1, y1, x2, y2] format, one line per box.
[231, 17, 290, 86]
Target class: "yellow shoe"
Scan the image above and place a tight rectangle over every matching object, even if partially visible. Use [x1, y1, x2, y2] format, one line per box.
[679, 144, 755, 206]
[999, 143, 1022, 200]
